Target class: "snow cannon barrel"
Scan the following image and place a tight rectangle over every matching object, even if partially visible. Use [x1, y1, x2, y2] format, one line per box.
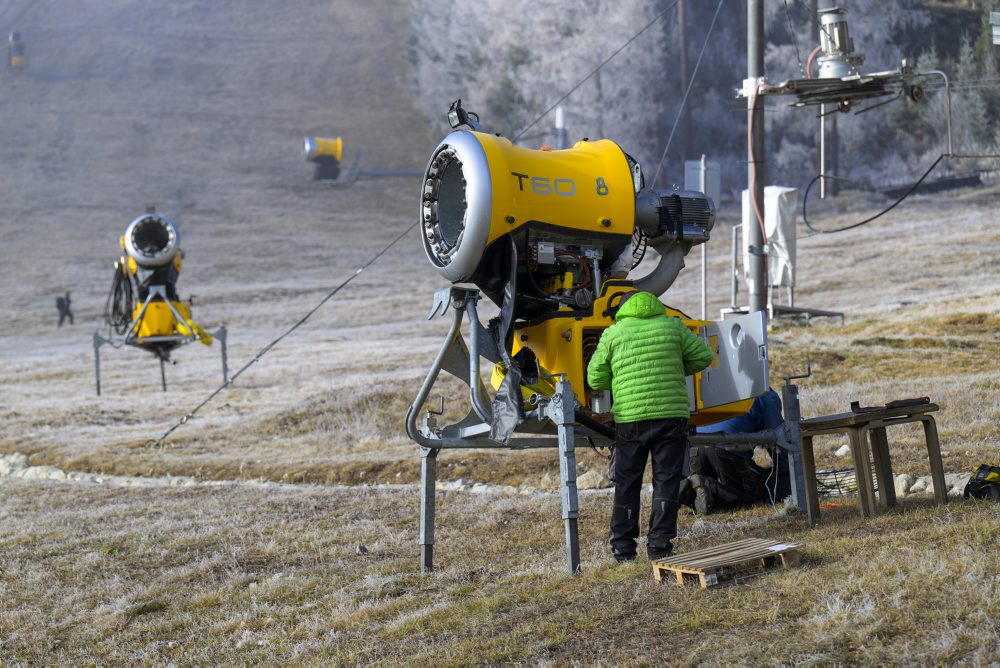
[304, 136, 343, 163]
[420, 130, 635, 285]
[123, 213, 180, 268]
[304, 136, 343, 180]
[419, 129, 715, 311]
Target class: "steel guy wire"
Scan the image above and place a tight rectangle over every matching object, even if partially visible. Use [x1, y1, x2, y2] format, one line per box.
[650, 0, 726, 188]
[512, 0, 680, 143]
[147, 221, 419, 447]
[782, 0, 806, 78]
[806, 1, 837, 47]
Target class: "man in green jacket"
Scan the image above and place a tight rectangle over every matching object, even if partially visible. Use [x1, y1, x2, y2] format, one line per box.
[587, 291, 714, 562]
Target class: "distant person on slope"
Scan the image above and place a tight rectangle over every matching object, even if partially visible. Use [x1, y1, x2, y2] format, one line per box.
[56, 291, 74, 327]
[587, 291, 714, 563]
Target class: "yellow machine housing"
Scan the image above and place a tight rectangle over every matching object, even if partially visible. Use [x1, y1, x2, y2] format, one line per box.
[132, 301, 187, 338]
[129, 300, 212, 346]
[421, 131, 636, 290]
[419, 119, 754, 432]
[494, 280, 753, 426]
[477, 133, 635, 243]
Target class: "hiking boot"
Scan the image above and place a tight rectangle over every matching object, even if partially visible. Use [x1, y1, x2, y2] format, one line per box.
[612, 546, 636, 564]
[648, 545, 673, 562]
[691, 474, 713, 515]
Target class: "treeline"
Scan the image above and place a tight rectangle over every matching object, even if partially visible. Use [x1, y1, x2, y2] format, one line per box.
[409, 0, 1000, 197]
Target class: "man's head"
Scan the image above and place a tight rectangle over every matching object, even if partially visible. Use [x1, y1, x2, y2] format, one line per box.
[606, 290, 638, 320]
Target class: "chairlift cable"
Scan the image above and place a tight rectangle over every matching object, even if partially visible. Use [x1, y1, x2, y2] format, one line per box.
[146, 221, 418, 447]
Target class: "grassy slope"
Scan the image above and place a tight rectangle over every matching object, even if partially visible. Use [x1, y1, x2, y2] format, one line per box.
[2, 479, 997, 664]
[1, 0, 999, 663]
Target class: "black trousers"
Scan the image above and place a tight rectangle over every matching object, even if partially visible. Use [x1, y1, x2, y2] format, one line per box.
[609, 417, 688, 558]
[689, 446, 790, 510]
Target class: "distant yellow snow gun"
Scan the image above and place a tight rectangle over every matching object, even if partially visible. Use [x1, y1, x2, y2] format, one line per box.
[304, 135, 343, 180]
[93, 212, 228, 395]
[7, 31, 25, 69]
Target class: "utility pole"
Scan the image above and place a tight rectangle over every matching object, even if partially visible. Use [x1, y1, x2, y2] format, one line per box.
[815, 1, 839, 198]
[554, 106, 568, 150]
[747, 0, 767, 316]
[813, 0, 827, 199]
[678, 0, 690, 165]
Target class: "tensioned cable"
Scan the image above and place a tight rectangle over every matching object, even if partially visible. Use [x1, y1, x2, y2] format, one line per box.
[512, 0, 680, 143]
[782, 0, 806, 77]
[147, 221, 418, 447]
[651, 0, 726, 187]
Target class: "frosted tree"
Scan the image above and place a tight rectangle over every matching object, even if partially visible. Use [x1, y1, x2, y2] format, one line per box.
[410, 0, 984, 194]
[410, 0, 677, 172]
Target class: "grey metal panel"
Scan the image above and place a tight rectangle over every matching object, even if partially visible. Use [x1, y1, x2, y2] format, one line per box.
[698, 311, 768, 409]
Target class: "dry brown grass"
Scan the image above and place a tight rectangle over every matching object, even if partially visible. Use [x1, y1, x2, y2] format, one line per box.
[1, 479, 998, 664]
[2, 0, 1000, 663]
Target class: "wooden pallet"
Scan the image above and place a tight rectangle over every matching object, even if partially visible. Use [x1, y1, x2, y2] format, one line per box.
[652, 538, 803, 588]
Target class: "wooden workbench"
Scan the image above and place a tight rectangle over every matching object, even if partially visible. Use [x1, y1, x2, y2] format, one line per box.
[799, 403, 946, 524]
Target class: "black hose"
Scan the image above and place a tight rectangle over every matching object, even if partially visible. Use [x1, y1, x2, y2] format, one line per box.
[103, 264, 134, 334]
[575, 409, 615, 440]
[802, 154, 946, 234]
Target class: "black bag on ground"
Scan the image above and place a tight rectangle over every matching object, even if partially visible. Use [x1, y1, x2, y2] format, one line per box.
[963, 464, 1000, 500]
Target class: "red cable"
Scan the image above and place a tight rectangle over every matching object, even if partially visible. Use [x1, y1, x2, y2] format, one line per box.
[554, 249, 593, 288]
[747, 84, 771, 285]
[806, 46, 822, 80]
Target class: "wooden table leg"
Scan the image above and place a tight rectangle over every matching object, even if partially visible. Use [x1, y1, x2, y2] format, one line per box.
[870, 426, 896, 509]
[849, 427, 877, 518]
[922, 416, 948, 506]
[801, 435, 821, 525]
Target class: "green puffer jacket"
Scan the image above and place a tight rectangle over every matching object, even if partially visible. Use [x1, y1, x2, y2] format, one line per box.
[586, 291, 714, 423]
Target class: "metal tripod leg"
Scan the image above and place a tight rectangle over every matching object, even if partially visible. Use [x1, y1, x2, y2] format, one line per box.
[216, 325, 229, 385]
[160, 358, 167, 392]
[93, 332, 103, 396]
[550, 379, 581, 575]
[419, 446, 439, 573]
[781, 382, 807, 511]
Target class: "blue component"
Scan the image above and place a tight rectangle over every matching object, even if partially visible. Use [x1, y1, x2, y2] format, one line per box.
[696, 388, 784, 459]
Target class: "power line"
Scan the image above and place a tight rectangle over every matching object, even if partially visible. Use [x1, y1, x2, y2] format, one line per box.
[651, 0, 726, 187]
[513, 0, 680, 143]
[147, 221, 417, 447]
